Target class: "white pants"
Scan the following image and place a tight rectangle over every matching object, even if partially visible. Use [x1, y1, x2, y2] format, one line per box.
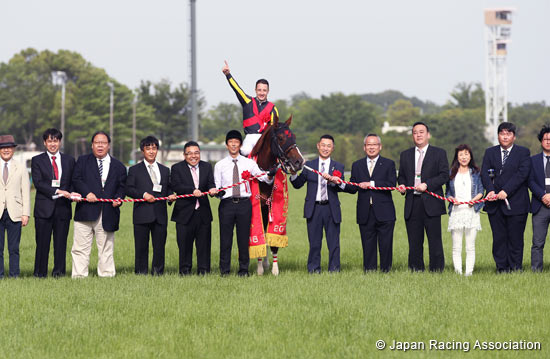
[451, 228, 477, 275]
[240, 133, 262, 156]
[71, 214, 116, 278]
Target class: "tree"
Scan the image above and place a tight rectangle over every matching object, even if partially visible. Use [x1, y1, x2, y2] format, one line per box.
[448, 82, 485, 109]
[138, 79, 202, 162]
[200, 102, 242, 143]
[386, 99, 421, 126]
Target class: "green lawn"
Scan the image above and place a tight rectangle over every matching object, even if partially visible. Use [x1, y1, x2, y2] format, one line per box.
[1, 187, 549, 358]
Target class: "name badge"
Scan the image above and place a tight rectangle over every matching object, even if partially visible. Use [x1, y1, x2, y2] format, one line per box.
[546, 178, 550, 186]
[153, 184, 162, 192]
[370, 180, 375, 188]
[51, 179, 60, 188]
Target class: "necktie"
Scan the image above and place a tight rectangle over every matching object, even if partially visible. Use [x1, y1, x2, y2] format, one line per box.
[368, 159, 375, 176]
[368, 160, 375, 204]
[191, 166, 200, 209]
[415, 149, 424, 188]
[502, 149, 509, 166]
[52, 156, 59, 180]
[148, 164, 159, 185]
[3, 162, 7, 185]
[232, 159, 240, 198]
[545, 156, 550, 193]
[98, 159, 103, 186]
[320, 162, 327, 201]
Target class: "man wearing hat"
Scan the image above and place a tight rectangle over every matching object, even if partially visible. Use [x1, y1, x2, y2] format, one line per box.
[213, 130, 274, 276]
[0, 135, 31, 278]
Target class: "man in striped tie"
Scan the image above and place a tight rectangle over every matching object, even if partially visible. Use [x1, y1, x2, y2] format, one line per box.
[481, 122, 531, 272]
[71, 131, 127, 278]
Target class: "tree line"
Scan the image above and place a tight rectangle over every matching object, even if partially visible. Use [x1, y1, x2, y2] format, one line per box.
[1, 49, 549, 168]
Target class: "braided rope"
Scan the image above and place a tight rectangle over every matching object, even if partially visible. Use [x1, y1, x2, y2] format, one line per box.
[302, 165, 489, 206]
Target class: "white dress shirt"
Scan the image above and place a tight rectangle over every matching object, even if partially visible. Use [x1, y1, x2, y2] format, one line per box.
[316, 158, 331, 201]
[367, 155, 379, 187]
[414, 144, 429, 173]
[96, 154, 111, 184]
[214, 155, 272, 199]
[187, 163, 199, 183]
[500, 145, 513, 163]
[144, 160, 161, 183]
[47, 151, 63, 180]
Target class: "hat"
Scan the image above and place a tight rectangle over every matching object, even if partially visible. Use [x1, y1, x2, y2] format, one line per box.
[225, 130, 243, 144]
[0, 135, 17, 149]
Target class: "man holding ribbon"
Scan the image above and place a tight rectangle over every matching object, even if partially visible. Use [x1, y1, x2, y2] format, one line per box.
[126, 136, 176, 275]
[290, 134, 349, 273]
[222, 60, 279, 156]
[397, 122, 449, 272]
[71, 131, 127, 278]
[481, 122, 531, 273]
[31, 128, 76, 278]
[214, 130, 274, 276]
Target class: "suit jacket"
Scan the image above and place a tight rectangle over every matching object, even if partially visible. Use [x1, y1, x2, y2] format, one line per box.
[348, 156, 396, 223]
[72, 153, 127, 232]
[0, 159, 31, 222]
[290, 158, 349, 223]
[126, 161, 172, 225]
[170, 160, 215, 225]
[528, 152, 548, 215]
[31, 152, 75, 220]
[398, 145, 449, 219]
[481, 145, 531, 215]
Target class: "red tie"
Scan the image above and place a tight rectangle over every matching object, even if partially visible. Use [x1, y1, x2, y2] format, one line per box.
[52, 156, 59, 180]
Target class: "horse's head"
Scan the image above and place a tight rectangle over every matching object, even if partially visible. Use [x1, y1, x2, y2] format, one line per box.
[270, 115, 305, 175]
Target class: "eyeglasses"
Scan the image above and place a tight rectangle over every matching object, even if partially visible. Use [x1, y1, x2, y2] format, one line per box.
[93, 141, 109, 145]
[185, 151, 200, 156]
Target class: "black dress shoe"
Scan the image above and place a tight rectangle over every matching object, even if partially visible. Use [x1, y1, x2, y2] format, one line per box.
[237, 272, 250, 277]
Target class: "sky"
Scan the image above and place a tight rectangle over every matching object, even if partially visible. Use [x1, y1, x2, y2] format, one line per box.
[2, 0, 549, 109]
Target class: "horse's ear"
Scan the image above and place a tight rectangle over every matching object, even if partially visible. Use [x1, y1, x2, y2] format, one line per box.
[272, 113, 279, 126]
[285, 114, 293, 126]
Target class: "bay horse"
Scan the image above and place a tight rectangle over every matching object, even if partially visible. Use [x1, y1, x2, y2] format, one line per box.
[249, 115, 304, 275]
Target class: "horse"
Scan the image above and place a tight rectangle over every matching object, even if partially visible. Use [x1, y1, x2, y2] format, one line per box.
[249, 115, 304, 275]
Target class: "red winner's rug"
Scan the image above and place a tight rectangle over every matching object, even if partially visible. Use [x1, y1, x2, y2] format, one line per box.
[248, 169, 289, 258]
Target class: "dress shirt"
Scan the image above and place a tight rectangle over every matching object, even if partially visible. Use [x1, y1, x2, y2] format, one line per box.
[316, 158, 331, 201]
[500, 145, 513, 163]
[214, 155, 272, 199]
[96, 154, 111, 184]
[1, 158, 12, 180]
[47, 151, 63, 180]
[144, 160, 161, 183]
[414, 144, 429, 174]
[542, 152, 550, 170]
[367, 155, 379, 185]
[187, 163, 199, 182]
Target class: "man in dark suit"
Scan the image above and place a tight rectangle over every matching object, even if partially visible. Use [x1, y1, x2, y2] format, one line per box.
[290, 134, 350, 273]
[126, 136, 175, 275]
[71, 131, 127, 278]
[31, 128, 76, 278]
[528, 125, 550, 272]
[397, 122, 449, 272]
[348, 134, 396, 272]
[171, 141, 217, 275]
[482, 122, 531, 272]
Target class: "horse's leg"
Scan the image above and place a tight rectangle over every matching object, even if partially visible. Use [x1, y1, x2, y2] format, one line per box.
[257, 203, 270, 275]
[271, 246, 279, 276]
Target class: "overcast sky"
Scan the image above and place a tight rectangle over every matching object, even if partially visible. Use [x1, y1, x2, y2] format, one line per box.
[3, 0, 549, 109]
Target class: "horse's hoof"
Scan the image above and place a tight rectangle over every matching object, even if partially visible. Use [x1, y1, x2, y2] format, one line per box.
[257, 262, 264, 276]
[272, 263, 279, 276]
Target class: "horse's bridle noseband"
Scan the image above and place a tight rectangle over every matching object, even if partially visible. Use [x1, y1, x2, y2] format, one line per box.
[271, 126, 299, 174]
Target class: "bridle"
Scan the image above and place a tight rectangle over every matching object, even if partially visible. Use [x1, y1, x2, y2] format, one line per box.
[270, 124, 299, 174]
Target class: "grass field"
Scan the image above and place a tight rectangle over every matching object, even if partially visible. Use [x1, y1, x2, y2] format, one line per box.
[1, 186, 549, 358]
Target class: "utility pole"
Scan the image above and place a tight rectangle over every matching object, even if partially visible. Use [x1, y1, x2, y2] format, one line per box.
[51, 71, 67, 149]
[190, 0, 198, 141]
[107, 81, 115, 154]
[132, 93, 138, 164]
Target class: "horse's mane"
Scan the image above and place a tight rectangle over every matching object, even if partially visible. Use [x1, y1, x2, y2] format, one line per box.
[249, 123, 273, 158]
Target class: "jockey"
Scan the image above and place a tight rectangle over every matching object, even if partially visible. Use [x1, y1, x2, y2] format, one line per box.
[222, 60, 279, 156]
